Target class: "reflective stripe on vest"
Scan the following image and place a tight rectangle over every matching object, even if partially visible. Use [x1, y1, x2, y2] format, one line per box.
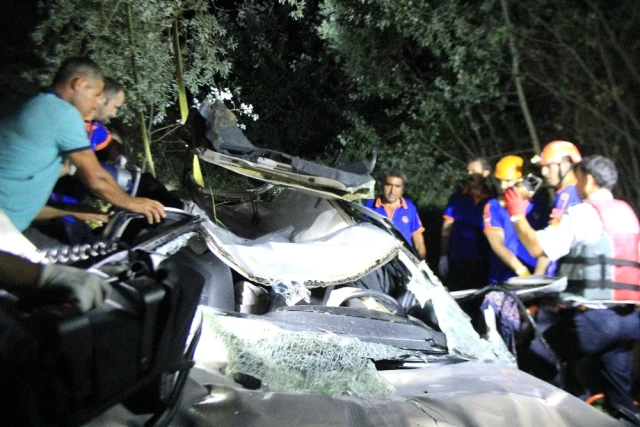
[558, 198, 640, 301]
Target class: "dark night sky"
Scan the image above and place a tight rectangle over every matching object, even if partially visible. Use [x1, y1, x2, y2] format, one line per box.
[0, 0, 39, 64]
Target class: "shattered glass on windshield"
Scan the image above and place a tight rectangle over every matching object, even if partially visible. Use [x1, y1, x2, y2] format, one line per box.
[195, 308, 420, 398]
[401, 251, 516, 365]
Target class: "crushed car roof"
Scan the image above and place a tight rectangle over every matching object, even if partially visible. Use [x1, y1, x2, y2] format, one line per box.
[185, 101, 376, 200]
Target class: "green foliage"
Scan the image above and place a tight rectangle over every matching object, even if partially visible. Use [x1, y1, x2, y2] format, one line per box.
[318, 0, 515, 207]
[31, 0, 233, 125]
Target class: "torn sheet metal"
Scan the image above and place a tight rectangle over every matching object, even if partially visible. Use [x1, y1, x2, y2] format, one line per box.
[200, 219, 401, 287]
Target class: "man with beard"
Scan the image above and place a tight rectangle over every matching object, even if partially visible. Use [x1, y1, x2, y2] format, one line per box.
[439, 158, 493, 290]
[532, 140, 583, 276]
[482, 155, 549, 283]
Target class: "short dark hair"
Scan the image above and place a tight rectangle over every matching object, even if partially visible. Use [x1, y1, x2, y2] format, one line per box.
[52, 57, 103, 86]
[468, 157, 491, 173]
[103, 77, 125, 101]
[579, 155, 618, 190]
[380, 167, 407, 185]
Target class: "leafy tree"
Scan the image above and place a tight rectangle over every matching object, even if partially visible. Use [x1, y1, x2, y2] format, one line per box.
[317, 0, 523, 206]
[31, 0, 234, 177]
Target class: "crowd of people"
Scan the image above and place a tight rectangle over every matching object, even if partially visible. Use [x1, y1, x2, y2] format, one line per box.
[1, 55, 639, 422]
[367, 141, 639, 421]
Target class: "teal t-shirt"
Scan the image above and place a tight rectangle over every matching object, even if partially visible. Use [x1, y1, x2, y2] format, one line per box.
[0, 92, 91, 231]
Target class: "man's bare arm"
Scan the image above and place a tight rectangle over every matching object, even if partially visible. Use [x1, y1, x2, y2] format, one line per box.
[485, 230, 529, 275]
[412, 232, 427, 261]
[534, 255, 551, 275]
[0, 252, 41, 288]
[68, 149, 166, 224]
[440, 219, 453, 256]
[511, 217, 545, 258]
[35, 204, 110, 224]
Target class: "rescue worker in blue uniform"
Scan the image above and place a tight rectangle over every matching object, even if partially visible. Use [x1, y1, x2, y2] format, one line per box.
[365, 167, 426, 261]
[439, 158, 493, 290]
[505, 155, 640, 422]
[482, 155, 549, 283]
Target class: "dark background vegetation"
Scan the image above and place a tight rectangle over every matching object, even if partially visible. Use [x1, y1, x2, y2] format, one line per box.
[1, 0, 638, 266]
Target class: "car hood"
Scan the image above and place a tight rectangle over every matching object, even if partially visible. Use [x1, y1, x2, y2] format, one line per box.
[174, 362, 618, 427]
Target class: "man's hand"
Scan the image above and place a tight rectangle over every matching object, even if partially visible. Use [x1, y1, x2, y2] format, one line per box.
[67, 205, 110, 225]
[438, 255, 448, 278]
[37, 264, 113, 312]
[504, 187, 528, 219]
[515, 265, 531, 277]
[126, 197, 166, 224]
[72, 211, 110, 225]
[69, 150, 166, 224]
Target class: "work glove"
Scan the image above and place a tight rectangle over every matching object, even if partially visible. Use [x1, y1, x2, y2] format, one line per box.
[503, 187, 529, 219]
[438, 255, 449, 278]
[37, 264, 113, 312]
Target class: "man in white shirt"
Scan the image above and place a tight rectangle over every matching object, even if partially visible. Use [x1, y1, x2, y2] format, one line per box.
[504, 155, 640, 421]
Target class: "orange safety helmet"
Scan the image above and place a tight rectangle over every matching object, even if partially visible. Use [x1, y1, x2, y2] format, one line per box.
[494, 155, 524, 181]
[533, 140, 582, 166]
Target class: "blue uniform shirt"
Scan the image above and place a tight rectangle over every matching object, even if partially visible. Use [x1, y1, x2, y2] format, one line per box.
[365, 197, 425, 246]
[545, 181, 582, 275]
[443, 187, 492, 261]
[0, 92, 91, 231]
[483, 197, 548, 283]
[549, 181, 581, 225]
[86, 120, 112, 151]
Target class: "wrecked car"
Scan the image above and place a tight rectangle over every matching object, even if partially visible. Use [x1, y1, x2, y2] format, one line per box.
[3, 101, 621, 426]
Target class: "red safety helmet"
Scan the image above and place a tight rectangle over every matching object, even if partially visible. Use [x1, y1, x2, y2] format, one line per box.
[533, 140, 582, 166]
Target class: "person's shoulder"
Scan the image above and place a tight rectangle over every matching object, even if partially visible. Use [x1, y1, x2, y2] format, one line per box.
[402, 197, 419, 210]
[28, 92, 81, 119]
[566, 201, 595, 219]
[485, 197, 501, 209]
[447, 190, 465, 203]
[364, 198, 376, 208]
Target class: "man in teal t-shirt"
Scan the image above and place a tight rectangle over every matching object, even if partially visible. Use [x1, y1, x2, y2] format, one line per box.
[0, 57, 165, 233]
[0, 90, 93, 231]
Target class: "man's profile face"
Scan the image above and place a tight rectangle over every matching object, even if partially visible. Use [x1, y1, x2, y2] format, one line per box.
[96, 90, 125, 121]
[541, 162, 565, 188]
[72, 77, 105, 118]
[382, 176, 404, 204]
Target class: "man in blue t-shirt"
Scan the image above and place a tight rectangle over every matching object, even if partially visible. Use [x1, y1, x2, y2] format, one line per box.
[439, 158, 493, 290]
[0, 57, 165, 234]
[365, 168, 426, 261]
[483, 156, 549, 283]
[30, 77, 128, 246]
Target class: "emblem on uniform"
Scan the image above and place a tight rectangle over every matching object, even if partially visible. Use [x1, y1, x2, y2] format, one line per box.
[402, 216, 409, 224]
